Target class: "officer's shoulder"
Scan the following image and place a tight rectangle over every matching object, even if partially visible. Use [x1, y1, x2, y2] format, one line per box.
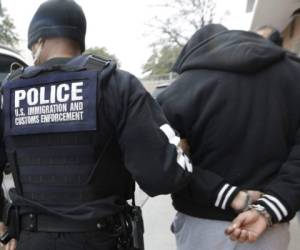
[110, 67, 140, 85]
[111, 69, 144, 93]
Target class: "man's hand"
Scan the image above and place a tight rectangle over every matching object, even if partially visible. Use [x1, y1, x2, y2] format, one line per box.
[247, 190, 263, 201]
[231, 191, 248, 211]
[231, 190, 263, 212]
[224, 209, 268, 243]
[0, 222, 16, 250]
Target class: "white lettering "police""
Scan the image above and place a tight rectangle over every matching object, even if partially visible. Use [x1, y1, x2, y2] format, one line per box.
[15, 82, 83, 108]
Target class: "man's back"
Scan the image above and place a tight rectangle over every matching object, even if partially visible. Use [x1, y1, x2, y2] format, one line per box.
[158, 25, 300, 223]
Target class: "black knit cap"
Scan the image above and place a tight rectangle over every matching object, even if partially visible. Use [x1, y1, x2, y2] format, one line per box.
[28, 0, 86, 52]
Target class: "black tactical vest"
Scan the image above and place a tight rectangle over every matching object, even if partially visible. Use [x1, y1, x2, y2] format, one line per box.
[2, 56, 134, 210]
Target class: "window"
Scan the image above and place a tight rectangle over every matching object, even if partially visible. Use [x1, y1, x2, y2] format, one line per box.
[0, 55, 26, 82]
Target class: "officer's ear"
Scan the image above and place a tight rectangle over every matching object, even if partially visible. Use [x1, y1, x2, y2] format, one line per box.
[37, 38, 45, 46]
[32, 38, 45, 65]
[31, 38, 44, 53]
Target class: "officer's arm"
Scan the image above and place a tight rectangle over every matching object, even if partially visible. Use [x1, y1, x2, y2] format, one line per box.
[0, 113, 10, 242]
[0, 86, 16, 249]
[0, 110, 7, 222]
[113, 73, 192, 196]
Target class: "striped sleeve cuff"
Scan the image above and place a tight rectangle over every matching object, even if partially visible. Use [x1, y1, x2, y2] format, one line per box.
[214, 183, 240, 210]
[255, 194, 289, 223]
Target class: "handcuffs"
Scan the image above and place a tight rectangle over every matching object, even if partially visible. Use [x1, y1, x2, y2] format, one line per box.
[248, 204, 273, 227]
[235, 191, 273, 227]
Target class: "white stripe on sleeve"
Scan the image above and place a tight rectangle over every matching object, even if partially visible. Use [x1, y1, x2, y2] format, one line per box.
[160, 124, 180, 146]
[160, 124, 193, 173]
[258, 198, 283, 222]
[263, 194, 288, 217]
[221, 186, 237, 210]
[184, 155, 193, 172]
[215, 184, 230, 207]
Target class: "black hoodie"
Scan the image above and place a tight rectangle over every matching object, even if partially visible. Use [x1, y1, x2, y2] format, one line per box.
[158, 24, 300, 223]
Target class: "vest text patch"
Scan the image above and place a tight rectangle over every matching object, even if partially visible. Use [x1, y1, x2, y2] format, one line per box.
[3, 70, 98, 135]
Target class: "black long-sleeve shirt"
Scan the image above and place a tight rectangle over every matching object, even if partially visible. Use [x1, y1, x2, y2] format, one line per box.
[158, 25, 300, 223]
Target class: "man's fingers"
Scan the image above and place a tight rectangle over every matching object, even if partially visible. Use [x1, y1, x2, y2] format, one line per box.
[230, 229, 255, 244]
[225, 227, 233, 235]
[0, 222, 7, 235]
[225, 213, 248, 236]
[235, 210, 260, 226]
[225, 223, 239, 235]
[233, 228, 242, 239]
[237, 229, 248, 243]
[5, 239, 17, 250]
[231, 214, 247, 228]
[11, 239, 17, 250]
[229, 228, 241, 241]
[5, 242, 10, 250]
[247, 232, 258, 243]
[248, 190, 262, 201]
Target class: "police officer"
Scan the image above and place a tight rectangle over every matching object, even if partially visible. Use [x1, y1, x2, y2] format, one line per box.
[0, 0, 193, 249]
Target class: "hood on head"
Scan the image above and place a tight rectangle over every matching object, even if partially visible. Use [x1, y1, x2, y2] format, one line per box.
[173, 24, 285, 74]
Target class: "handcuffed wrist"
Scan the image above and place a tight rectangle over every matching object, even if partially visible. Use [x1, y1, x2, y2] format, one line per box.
[248, 204, 273, 227]
[254, 194, 289, 223]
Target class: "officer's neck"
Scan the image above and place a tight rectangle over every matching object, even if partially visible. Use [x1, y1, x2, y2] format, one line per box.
[39, 38, 82, 64]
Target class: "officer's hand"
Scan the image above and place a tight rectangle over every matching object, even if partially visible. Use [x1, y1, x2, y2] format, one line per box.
[224, 209, 268, 243]
[0, 222, 17, 250]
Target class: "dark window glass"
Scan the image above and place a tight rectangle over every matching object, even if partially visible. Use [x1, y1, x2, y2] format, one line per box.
[0, 54, 26, 82]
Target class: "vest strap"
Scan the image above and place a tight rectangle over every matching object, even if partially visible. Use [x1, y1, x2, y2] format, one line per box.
[21, 212, 121, 232]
